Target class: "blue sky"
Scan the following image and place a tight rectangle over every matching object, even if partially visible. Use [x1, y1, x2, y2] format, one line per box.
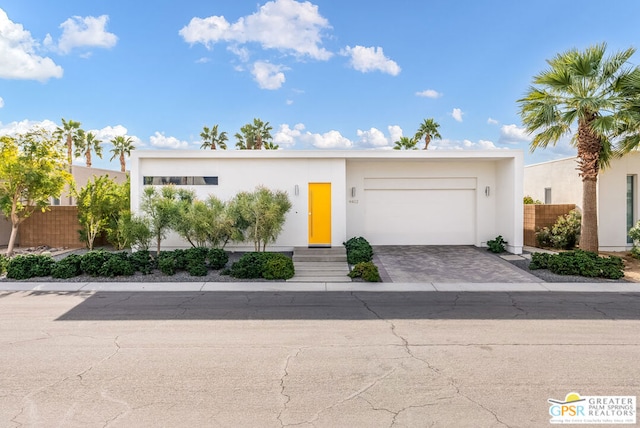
[1, 0, 640, 171]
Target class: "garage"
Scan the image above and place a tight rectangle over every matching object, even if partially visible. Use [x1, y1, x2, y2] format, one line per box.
[362, 177, 476, 245]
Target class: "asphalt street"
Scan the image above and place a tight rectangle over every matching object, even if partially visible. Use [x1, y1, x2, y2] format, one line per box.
[1, 290, 639, 427]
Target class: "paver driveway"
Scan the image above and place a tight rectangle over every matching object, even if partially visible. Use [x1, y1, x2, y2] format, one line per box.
[373, 245, 540, 283]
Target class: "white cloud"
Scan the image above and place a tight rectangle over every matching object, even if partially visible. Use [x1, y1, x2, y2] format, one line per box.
[416, 89, 441, 98]
[487, 117, 499, 125]
[0, 9, 63, 81]
[341, 45, 400, 76]
[89, 125, 143, 147]
[0, 119, 58, 135]
[179, 0, 332, 60]
[149, 132, 189, 149]
[388, 125, 403, 145]
[499, 124, 532, 144]
[251, 61, 286, 89]
[0, 97, 3, 108]
[273, 123, 304, 146]
[451, 108, 464, 122]
[430, 138, 499, 151]
[53, 15, 118, 54]
[356, 125, 403, 148]
[303, 129, 353, 149]
[286, 99, 294, 105]
[196, 57, 211, 64]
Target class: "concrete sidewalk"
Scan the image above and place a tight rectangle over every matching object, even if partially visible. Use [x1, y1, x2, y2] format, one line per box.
[1, 281, 638, 292]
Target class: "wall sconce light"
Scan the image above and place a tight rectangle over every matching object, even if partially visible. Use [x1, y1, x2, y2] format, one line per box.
[485, 186, 490, 197]
[294, 184, 299, 196]
[351, 187, 356, 197]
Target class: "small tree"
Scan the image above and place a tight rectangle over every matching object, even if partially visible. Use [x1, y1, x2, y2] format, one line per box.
[77, 175, 118, 250]
[0, 130, 73, 256]
[105, 177, 131, 250]
[227, 186, 292, 251]
[173, 195, 234, 248]
[140, 186, 194, 256]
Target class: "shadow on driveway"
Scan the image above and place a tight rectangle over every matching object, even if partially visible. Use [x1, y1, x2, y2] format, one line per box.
[39, 291, 640, 321]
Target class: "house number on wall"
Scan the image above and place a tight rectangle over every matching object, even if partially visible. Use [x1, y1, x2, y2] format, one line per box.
[348, 199, 359, 204]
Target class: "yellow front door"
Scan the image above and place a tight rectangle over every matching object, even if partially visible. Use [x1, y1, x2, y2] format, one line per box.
[308, 183, 331, 246]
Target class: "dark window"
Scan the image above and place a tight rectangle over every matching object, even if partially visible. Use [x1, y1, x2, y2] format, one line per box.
[627, 175, 635, 244]
[544, 188, 552, 204]
[143, 176, 218, 185]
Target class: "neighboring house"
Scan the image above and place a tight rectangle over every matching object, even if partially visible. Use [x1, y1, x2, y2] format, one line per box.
[131, 150, 524, 254]
[524, 152, 640, 251]
[55, 166, 128, 206]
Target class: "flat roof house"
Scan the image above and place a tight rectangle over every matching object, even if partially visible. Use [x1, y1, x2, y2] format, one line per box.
[131, 150, 524, 254]
[524, 152, 640, 251]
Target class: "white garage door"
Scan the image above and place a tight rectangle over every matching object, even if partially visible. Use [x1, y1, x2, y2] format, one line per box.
[363, 178, 476, 245]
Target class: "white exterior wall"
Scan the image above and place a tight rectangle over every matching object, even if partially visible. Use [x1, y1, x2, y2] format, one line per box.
[523, 158, 582, 205]
[524, 153, 640, 250]
[131, 151, 346, 250]
[131, 150, 523, 252]
[598, 153, 640, 250]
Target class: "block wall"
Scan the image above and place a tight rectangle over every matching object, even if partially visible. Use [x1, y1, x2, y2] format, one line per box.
[523, 204, 576, 247]
[19, 207, 85, 248]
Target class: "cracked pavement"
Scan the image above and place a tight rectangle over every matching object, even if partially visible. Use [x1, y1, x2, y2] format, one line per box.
[1, 290, 639, 427]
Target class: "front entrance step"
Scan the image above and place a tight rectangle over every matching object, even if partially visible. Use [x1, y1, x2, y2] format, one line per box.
[289, 246, 351, 283]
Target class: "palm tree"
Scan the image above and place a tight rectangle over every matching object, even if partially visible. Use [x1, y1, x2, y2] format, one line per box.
[414, 118, 442, 150]
[75, 131, 103, 168]
[200, 124, 228, 150]
[54, 118, 83, 167]
[263, 141, 280, 150]
[235, 118, 273, 150]
[393, 136, 418, 150]
[518, 43, 640, 252]
[109, 135, 135, 172]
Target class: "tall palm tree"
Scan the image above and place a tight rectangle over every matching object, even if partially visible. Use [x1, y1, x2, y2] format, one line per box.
[263, 141, 280, 150]
[109, 135, 135, 172]
[54, 118, 83, 167]
[414, 118, 442, 150]
[235, 118, 273, 150]
[519, 43, 640, 252]
[393, 136, 418, 150]
[200, 124, 228, 150]
[75, 131, 103, 168]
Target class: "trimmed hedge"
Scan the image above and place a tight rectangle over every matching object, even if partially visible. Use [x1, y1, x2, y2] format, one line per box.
[343, 236, 373, 264]
[348, 261, 381, 282]
[529, 250, 624, 279]
[228, 252, 294, 280]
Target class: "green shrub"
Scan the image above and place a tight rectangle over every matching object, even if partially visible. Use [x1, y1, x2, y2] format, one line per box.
[487, 235, 507, 253]
[130, 250, 155, 275]
[535, 210, 581, 250]
[535, 227, 553, 248]
[80, 251, 112, 276]
[52, 254, 83, 279]
[529, 252, 551, 270]
[0, 255, 9, 275]
[6, 254, 55, 279]
[158, 253, 177, 276]
[99, 253, 135, 277]
[207, 248, 229, 270]
[348, 261, 381, 282]
[523, 195, 542, 204]
[529, 250, 623, 279]
[628, 220, 640, 258]
[551, 210, 581, 249]
[229, 252, 267, 278]
[344, 237, 373, 264]
[263, 254, 295, 280]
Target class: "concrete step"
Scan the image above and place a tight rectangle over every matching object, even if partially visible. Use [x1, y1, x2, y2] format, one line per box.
[288, 275, 352, 283]
[293, 254, 347, 262]
[294, 269, 349, 276]
[293, 247, 346, 256]
[293, 262, 349, 269]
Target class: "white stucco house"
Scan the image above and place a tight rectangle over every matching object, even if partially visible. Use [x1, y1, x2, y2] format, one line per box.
[131, 150, 524, 254]
[524, 152, 640, 251]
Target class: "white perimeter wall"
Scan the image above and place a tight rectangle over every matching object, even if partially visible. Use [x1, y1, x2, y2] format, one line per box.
[132, 154, 346, 250]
